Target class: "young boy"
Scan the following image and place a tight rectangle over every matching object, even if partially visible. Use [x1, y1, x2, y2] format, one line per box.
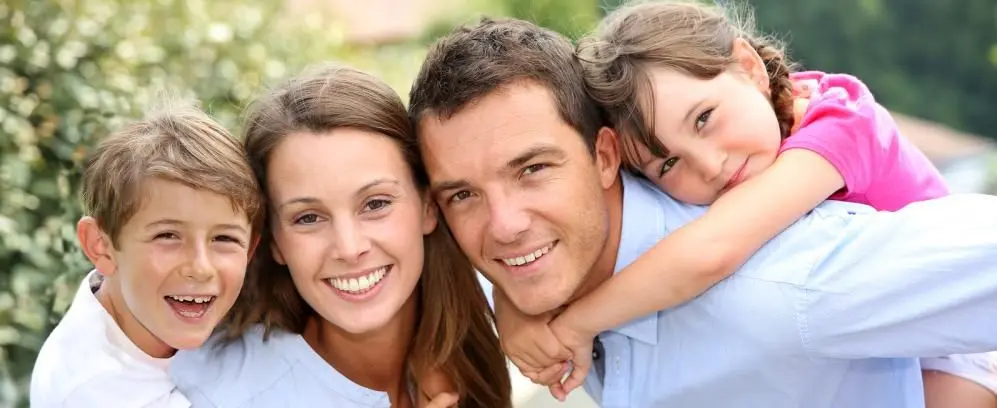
[30, 99, 262, 407]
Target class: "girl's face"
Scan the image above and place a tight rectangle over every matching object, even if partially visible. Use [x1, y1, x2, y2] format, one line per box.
[266, 129, 437, 335]
[632, 39, 783, 205]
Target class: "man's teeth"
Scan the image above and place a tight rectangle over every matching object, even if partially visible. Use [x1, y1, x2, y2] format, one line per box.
[166, 295, 213, 303]
[502, 243, 553, 266]
[329, 266, 388, 293]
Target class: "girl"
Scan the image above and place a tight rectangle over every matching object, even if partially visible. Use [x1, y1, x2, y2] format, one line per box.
[499, 2, 997, 407]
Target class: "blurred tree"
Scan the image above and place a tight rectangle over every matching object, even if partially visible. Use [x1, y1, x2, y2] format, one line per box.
[0, 0, 426, 406]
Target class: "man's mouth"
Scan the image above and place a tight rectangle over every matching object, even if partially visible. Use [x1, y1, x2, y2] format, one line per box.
[498, 241, 557, 267]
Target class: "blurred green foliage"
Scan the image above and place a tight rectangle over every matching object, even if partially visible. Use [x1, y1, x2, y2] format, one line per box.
[0, 0, 428, 406]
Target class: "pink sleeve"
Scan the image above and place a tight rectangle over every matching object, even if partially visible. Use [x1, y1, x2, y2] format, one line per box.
[780, 83, 886, 197]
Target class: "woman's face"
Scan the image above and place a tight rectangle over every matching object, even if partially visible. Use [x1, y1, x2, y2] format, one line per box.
[266, 129, 437, 334]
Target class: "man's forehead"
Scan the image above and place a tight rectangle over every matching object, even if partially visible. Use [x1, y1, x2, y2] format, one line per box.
[417, 84, 568, 174]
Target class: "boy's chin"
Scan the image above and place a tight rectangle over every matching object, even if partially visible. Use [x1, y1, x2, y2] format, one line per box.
[161, 330, 215, 351]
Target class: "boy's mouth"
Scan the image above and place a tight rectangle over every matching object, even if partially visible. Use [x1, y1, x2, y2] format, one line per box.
[164, 295, 216, 319]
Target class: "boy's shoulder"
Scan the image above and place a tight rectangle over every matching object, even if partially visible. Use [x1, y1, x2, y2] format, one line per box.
[30, 271, 189, 408]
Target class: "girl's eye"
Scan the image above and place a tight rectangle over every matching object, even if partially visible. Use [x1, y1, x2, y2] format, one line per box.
[294, 214, 319, 225]
[659, 157, 680, 177]
[695, 108, 714, 131]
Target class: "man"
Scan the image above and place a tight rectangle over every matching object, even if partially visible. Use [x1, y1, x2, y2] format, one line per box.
[408, 18, 997, 408]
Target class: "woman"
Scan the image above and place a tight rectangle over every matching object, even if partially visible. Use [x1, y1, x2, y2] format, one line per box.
[170, 64, 512, 408]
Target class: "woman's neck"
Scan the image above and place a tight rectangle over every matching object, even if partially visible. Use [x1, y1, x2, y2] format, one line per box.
[303, 292, 420, 407]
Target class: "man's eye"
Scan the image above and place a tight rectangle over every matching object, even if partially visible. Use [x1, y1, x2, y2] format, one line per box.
[522, 163, 548, 176]
[449, 190, 472, 203]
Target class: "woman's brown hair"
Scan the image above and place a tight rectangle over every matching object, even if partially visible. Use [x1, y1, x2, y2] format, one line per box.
[225, 63, 512, 408]
[577, 0, 796, 168]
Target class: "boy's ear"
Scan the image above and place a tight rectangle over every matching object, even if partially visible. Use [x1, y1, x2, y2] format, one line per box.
[77, 217, 117, 276]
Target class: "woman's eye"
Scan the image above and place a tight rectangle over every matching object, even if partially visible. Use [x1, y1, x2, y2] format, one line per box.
[364, 199, 391, 212]
[294, 214, 319, 225]
[659, 157, 680, 177]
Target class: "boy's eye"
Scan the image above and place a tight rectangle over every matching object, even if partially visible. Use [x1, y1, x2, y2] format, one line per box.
[695, 108, 713, 131]
[154, 232, 179, 240]
[214, 235, 244, 246]
[659, 157, 680, 177]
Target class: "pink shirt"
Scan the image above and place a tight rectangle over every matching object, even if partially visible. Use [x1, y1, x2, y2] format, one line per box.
[779, 71, 949, 211]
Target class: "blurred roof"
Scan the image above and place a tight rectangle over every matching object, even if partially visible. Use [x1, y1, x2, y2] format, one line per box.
[893, 112, 994, 164]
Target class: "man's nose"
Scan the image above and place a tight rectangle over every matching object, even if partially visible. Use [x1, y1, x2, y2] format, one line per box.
[487, 195, 531, 245]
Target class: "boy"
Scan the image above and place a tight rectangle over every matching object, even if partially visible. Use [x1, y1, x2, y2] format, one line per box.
[30, 99, 262, 407]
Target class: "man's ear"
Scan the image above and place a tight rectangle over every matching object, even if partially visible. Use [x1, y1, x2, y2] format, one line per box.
[593, 126, 621, 189]
[421, 196, 440, 236]
[77, 217, 117, 276]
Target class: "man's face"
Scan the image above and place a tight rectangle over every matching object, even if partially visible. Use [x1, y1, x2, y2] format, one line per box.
[418, 81, 620, 315]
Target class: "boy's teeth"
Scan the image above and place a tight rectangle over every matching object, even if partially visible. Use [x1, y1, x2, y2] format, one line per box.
[328, 267, 388, 294]
[502, 243, 553, 266]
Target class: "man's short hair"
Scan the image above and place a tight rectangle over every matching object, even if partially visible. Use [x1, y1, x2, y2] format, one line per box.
[408, 17, 607, 151]
[80, 97, 262, 246]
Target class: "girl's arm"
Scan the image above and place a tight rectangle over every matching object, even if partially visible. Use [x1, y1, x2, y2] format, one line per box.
[557, 148, 844, 342]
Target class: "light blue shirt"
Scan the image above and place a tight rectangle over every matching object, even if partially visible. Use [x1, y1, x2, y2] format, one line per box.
[170, 325, 393, 407]
[583, 172, 997, 408]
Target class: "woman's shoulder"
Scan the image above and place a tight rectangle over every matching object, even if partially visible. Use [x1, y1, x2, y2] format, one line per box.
[170, 324, 302, 407]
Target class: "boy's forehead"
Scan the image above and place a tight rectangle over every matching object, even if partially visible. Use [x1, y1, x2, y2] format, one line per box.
[125, 178, 252, 228]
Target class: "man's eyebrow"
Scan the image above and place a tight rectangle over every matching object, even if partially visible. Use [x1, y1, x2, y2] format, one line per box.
[430, 179, 470, 199]
[506, 145, 566, 170]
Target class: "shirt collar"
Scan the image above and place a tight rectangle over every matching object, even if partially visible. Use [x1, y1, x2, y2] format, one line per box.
[604, 172, 670, 346]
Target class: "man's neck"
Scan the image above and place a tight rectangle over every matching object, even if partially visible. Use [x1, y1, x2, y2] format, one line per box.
[567, 174, 624, 305]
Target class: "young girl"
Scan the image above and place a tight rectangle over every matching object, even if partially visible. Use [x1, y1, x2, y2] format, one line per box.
[497, 1, 997, 406]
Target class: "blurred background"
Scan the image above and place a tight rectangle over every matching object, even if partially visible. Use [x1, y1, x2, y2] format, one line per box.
[0, 0, 995, 406]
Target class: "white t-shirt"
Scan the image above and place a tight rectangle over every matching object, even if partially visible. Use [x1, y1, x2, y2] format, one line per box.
[30, 270, 191, 408]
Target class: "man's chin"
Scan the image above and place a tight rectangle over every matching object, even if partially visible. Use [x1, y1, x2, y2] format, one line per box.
[510, 291, 567, 316]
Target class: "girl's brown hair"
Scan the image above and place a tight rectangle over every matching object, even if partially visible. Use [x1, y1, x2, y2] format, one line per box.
[577, 0, 796, 167]
[225, 63, 512, 408]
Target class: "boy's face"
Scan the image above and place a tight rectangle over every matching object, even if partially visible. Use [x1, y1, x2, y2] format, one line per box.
[100, 178, 252, 354]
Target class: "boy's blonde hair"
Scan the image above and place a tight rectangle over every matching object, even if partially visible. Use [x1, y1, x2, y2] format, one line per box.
[577, 0, 796, 169]
[80, 97, 262, 247]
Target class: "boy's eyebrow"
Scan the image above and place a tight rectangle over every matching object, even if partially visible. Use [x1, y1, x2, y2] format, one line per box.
[145, 219, 248, 234]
